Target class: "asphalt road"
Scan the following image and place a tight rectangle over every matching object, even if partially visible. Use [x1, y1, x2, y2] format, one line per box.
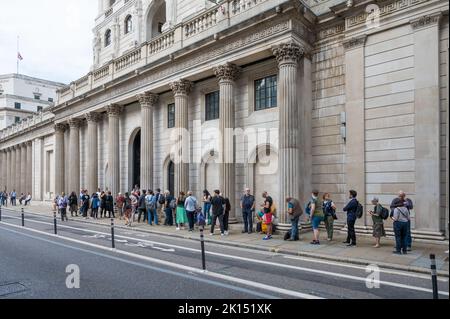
[0, 208, 448, 299]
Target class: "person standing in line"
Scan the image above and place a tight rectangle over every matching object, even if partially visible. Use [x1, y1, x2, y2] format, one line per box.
[184, 191, 198, 233]
[286, 197, 303, 241]
[68, 191, 78, 217]
[145, 190, 154, 225]
[323, 193, 337, 242]
[392, 203, 411, 255]
[210, 190, 225, 236]
[138, 190, 147, 223]
[131, 191, 139, 223]
[176, 192, 188, 230]
[58, 192, 69, 222]
[369, 197, 386, 248]
[163, 191, 175, 226]
[154, 188, 164, 224]
[91, 193, 100, 219]
[124, 192, 133, 226]
[343, 190, 359, 247]
[262, 195, 273, 241]
[10, 190, 17, 206]
[202, 190, 212, 226]
[390, 191, 414, 252]
[99, 191, 107, 218]
[309, 190, 324, 245]
[81, 190, 91, 219]
[105, 191, 114, 218]
[222, 194, 231, 236]
[240, 188, 256, 234]
[116, 193, 125, 220]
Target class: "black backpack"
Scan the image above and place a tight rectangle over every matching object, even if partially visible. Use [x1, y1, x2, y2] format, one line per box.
[380, 205, 389, 220]
[356, 201, 364, 219]
[158, 194, 165, 205]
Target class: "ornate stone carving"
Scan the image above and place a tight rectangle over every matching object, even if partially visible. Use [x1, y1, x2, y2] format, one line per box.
[411, 13, 441, 29]
[137, 92, 159, 108]
[169, 80, 193, 96]
[106, 104, 124, 117]
[343, 35, 367, 51]
[68, 118, 82, 128]
[85, 112, 102, 123]
[272, 42, 305, 65]
[55, 123, 68, 133]
[214, 63, 241, 82]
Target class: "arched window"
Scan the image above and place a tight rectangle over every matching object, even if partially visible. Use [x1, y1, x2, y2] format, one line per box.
[125, 15, 133, 34]
[105, 29, 112, 47]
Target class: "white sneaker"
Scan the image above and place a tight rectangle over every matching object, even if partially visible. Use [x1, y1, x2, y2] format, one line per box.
[210, 233, 214, 236]
[221, 233, 225, 237]
[224, 231, 229, 236]
[176, 227, 180, 231]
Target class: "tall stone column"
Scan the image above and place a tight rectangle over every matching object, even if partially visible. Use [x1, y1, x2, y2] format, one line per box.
[68, 119, 81, 194]
[26, 142, 32, 194]
[137, 92, 159, 191]
[169, 80, 193, 195]
[64, 129, 70, 194]
[15, 145, 21, 192]
[12, 147, 17, 191]
[6, 148, 12, 191]
[85, 113, 101, 194]
[410, 13, 442, 232]
[106, 104, 123, 198]
[0, 150, 5, 190]
[20, 143, 27, 194]
[54, 124, 66, 195]
[273, 42, 304, 228]
[214, 63, 241, 222]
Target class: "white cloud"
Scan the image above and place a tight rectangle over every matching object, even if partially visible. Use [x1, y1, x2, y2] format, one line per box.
[0, 0, 98, 84]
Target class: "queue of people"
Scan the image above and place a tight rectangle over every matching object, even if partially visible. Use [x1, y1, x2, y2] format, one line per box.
[0, 190, 32, 207]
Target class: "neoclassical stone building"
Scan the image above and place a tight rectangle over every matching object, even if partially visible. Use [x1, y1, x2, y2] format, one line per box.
[0, 0, 448, 240]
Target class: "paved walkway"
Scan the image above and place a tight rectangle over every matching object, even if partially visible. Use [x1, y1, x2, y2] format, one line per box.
[2, 202, 448, 276]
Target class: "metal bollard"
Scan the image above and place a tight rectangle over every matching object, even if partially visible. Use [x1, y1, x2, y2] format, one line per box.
[53, 210, 58, 235]
[200, 225, 206, 271]
[111, 218, 115, 249]
[0, 206, 2, 222]
[430, 254, 439, 299]
[21, 208, 24, 227]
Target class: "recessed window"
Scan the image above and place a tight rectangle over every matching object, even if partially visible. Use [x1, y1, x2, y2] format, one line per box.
[168, 103, 175, 129]
[37, 106, 43, 112]
[255, 75, 277, 111]
[158, 22, 164, 34]
[14, 102, 21, 110]
[48, 97, 54, 102]
[125, 15, 133, 34]
[205, 91, 220, 121]
[34, 94, 40, 100]
[105, 29, 112, 47]
[15, 117, 21, 123]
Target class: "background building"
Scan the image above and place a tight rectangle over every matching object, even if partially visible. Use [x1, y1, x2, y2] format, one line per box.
[0, 0, 448, 241]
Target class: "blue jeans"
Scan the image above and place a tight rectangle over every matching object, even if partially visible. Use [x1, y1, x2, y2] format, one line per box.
[394, 221, 408, 253]
[290, 216, 299, 240]
[164, 208, 173, 226]
[147, 208, 158, 225]
[203, 203, 211, 224]
[242, 209, 253, 233]
[406, 220, 412, 248]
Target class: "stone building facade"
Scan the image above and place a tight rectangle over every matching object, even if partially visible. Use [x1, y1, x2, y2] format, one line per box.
[0, 0, 448, 240]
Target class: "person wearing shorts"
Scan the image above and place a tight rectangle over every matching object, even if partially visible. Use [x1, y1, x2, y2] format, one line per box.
[309, 190, 324, 245]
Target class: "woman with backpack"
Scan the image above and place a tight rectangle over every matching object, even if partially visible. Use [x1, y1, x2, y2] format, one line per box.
[163, 191, 175, 226]
[91, 193, 100, 219]
[369, 197, 386, 248]
[322, 193, 337, 241]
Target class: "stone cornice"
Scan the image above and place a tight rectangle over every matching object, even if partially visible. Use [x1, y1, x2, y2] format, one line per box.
[214, 63, 241, 83]
[272, 42, 305, 66]
[410, 12, 442, 29]
[170, 80, 194, 96]
[343, 35, 367, 50]
[137, 92, 159, 108]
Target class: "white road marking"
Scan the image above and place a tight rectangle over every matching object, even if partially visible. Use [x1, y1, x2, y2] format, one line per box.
[0, 222, 321, 299]
[2, 213, 448, 295]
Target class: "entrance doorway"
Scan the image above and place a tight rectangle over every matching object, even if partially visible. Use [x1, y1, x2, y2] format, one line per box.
[168, 160, 174, 195]
[131, 130, 141, 189]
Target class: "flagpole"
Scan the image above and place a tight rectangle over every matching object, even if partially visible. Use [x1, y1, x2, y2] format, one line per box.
[17, 36, 19, 74]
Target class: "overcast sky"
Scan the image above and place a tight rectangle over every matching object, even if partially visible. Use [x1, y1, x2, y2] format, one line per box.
[0, 0, 98, 84]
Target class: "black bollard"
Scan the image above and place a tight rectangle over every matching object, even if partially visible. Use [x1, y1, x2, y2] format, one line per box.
[430, 254, 439, 299]
[200, 225, 206, 271]
[0, 206, 2, 222]
[21, 208, 24, 227]
[53, 210, 58, 235]
[111, 218, 115, 249]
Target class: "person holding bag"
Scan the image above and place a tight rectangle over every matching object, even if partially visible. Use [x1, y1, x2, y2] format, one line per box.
[322, 193, 337, 242]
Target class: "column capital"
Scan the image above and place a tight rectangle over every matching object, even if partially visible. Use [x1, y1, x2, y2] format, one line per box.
[343, 35, 367, 51]
[55, 123, 68, 133]
[68, 118, 82, 129]
[272, 42, 304, 66]
[214, 63, 241, 83]
[85, 112, 102, 123]
[410, 12, 442, 30]
[170, 79, 193, 96]
[106, 104, 124, 118]
[137, 92, 159, 109]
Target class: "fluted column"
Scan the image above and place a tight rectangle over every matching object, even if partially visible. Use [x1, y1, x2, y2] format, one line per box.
[6, 148, 12, 191]
[273, 42, 304, 228]
[54, 124, 67, 195]
[15, 145, 21, 192]
[68, 119, 81, 194]
[137, 92, 159, 191]
[85, 113, 101, 194]
[26, 142, 32, 194]
[1, 150, 5, 190]
[169, 80, 193, 195]
[106, 104, 123, 198]
[20, 143, 27, 194]
[214, 63, 241, 222]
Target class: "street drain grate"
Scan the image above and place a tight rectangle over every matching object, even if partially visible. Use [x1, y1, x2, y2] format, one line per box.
[0, 282, 28, 297]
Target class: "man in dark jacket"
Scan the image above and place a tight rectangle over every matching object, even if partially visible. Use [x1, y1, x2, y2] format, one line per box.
[286, 197, 303, 241]
[390, 191, 414, 251]
[210, 190, 225, 236]
[343, 190, 358, 247]
[138, 190, 147, 223]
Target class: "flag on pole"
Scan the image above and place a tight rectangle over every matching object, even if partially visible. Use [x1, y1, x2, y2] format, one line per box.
[17, 52, 23, 60]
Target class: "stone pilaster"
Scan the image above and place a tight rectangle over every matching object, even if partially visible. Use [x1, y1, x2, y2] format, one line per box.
[68, 119, 81, 194]
[106, 104, 123, 198]
[411, 13, 442, 232]
[20, 143, 27, 194]
[0, 150, 5, 190]
[54, 123, 67, 195]
[26, 142, 32, 194]
[214, 63, 241, 222]
[343, 35, 367, 225]
[169, 79, 193, 195]
[273, 42, 304, 227]
[137, 92, 159, 191]
[85, 112, 101, 194]
[15, 145, 21, 193]
[6, 148, 12, 191]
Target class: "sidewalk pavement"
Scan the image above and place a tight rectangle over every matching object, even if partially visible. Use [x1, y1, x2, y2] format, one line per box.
[2, 202, 449, 276]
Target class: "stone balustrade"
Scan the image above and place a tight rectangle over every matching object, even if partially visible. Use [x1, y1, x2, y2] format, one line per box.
[115, 47, 142, 72]
[0, 112, 54, 140]
[184, 6, 219, 38]
[148, 31, 175, 55]
[230, 0, 269, 16]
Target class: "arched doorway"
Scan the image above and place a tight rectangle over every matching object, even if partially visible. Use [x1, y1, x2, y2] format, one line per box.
[146, 0, 167, 41]
[130, 129, 141, 190]
[168, 160, 174, 196]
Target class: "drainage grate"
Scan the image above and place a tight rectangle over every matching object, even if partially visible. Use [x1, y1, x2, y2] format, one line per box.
[0, 282, 28, 297]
